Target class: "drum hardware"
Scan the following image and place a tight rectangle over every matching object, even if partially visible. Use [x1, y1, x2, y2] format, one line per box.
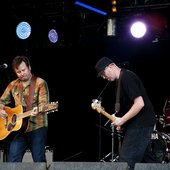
[151, 131, 159, 140]
[99, 124, 123, 162]
[154, 114, 170, 134]
[154, 115, 164, 133]
[161, 132, 170, 141]
[155, 115, 164, 124]
[100, 124, 117, 162]
[163, 104, 170, 128]
[151, 131, 170, 163]
[110, 124, 115, 162]
[151, 131, 167, 163]
[100, 152, 112, 162]
[153, 112, 170, 163]
[162, 99, 170, 133]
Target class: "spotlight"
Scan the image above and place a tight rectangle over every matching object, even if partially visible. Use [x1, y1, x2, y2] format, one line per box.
[74, 1, 107, 16]
[48, 29, 58, 43]
[111, 0, 117, 13]
[130, 21, 147, 38]
[16, 21, 31, 40]
[107, 18, 116, 36]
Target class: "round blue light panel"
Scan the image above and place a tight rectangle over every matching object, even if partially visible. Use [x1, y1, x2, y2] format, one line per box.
[16, 21, 31, 40]
[48, 29, 58, 43]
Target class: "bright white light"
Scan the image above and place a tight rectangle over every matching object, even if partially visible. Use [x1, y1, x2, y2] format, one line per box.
[130, 21, 147, 38]
[16, 21, 31, 40]
[48, 29, 58, 43]
[107, 18, 116, 36]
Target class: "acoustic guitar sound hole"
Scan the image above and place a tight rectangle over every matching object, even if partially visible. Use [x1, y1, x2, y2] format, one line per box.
[7, 123, 15, 131]
[12, 114, 17, 124]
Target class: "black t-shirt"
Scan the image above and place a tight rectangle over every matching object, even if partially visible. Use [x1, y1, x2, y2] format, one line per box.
[116, 69, 156, 129]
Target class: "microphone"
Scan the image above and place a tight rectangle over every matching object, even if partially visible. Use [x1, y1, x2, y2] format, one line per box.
[0, 63, 8, 69]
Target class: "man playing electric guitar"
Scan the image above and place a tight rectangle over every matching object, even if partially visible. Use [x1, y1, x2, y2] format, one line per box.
[94, 57, 159, 170]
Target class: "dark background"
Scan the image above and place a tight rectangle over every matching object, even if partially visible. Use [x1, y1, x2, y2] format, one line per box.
[0, 0, 170, 162]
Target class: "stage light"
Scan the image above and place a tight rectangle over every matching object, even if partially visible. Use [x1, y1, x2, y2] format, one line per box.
[74, 1, 107, 16]
[107, 18, 116, 36]
[111, 0, 117, 13]
[130, 21, 147, 38]
[16, 21, 31, 40]
[48, 29, 58, 43]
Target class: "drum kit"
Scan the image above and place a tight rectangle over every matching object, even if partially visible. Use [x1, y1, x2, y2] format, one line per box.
[100, 105, 170, 163]
[152, 107, 170, 164]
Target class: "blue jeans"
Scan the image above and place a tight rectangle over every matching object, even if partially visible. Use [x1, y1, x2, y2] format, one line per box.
[119, 127, 158, 170]
[7, 127, 47, 162]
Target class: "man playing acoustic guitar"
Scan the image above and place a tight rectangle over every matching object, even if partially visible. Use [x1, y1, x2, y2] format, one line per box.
[0, 55, 50, 162]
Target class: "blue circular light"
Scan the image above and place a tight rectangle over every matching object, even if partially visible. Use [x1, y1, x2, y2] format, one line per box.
[16, 21, 31, 40]
[48, 29, 58, 43]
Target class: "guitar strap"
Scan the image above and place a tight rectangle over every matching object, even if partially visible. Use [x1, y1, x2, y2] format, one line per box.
[26, 75, 37, 111]
[115, 69, 123, 114]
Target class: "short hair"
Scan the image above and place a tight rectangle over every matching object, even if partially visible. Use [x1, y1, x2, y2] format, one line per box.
[12, 55, 30, 71]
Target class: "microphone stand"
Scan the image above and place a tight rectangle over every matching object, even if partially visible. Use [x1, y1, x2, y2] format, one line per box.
[94, 82, 110, 161]
[99, 123, 117, 162]
[100, 123, 123, 162]
[110, 124, 122, 162]
[111, 124, 115, 162]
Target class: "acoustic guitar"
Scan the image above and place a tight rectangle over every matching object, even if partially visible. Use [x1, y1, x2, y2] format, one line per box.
[0, 102, 58, 140]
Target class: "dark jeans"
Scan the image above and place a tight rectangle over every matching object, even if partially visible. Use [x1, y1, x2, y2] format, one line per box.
[7, 127, 47, 162]
[118, 127, 159, 170]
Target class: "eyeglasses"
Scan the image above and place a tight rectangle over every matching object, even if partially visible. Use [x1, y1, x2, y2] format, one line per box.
[101, 66, 108, 78]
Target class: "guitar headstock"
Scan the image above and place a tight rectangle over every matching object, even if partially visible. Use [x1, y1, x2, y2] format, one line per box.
[91, 99, 116, 123]
[91, 99, 103, 113]
[41, 101, 59, 113]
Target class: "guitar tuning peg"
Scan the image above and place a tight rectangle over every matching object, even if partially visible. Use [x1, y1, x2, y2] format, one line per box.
[92, 99, 98, 103]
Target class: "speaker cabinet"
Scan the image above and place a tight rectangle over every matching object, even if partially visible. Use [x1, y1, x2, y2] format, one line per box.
[0, 162, 46, 170]
[134, 163, 170, 170]
[48, 162, 129, 170]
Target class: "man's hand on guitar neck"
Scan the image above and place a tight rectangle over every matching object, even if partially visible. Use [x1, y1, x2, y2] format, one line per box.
[30, 106, 39, 116]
